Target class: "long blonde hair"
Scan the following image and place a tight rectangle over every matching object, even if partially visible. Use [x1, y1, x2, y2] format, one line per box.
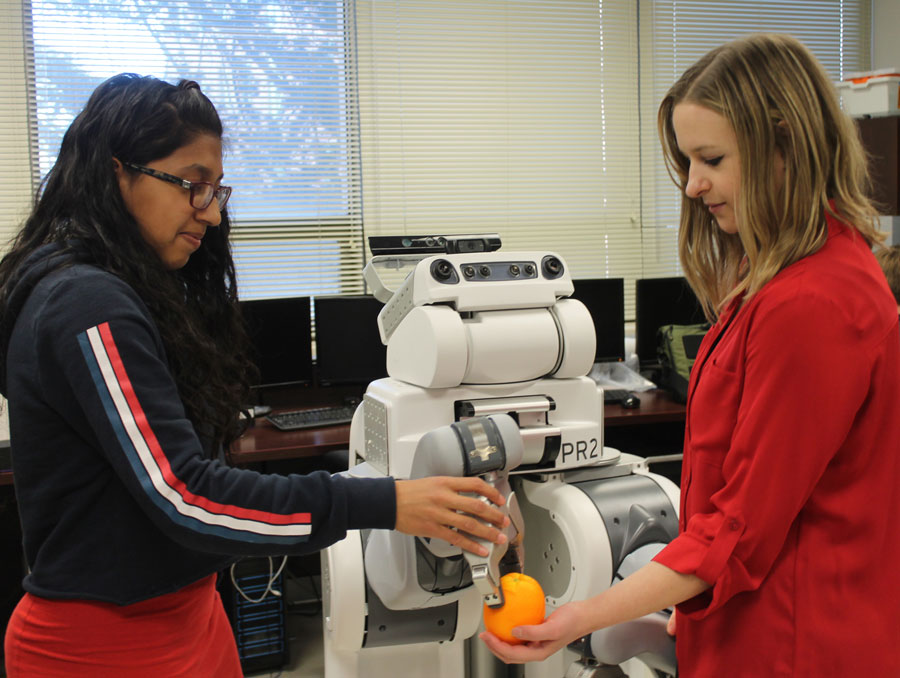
[658, 33, 883, 320]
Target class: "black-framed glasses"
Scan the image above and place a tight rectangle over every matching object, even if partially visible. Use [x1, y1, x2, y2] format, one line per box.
[123, 162, 232, 211]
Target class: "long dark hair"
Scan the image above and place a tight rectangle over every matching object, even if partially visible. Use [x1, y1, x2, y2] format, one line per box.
[0, 73, 255, 452]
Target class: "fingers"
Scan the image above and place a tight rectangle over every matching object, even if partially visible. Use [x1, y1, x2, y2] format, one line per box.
[479, 610, 577, 664]
[443, 476, 507, 514]
[478, 631, 557, 664]
[394, 477, 511, 556]
[463, 476, 507, 507]
[446, 483, 509, 529]
[431, 478, 511, 554]
[444, 508, 509, 545]
[432, 522, 504, 557]
[505, 621, 550, 643]
[666, 610, 676, 636]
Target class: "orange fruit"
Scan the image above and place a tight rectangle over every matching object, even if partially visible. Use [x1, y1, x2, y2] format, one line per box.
[482, 572, 546, 644]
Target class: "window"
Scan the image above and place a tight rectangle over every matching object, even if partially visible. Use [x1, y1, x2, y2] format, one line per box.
[0, 2, 34, 252]
[355, 0, 642, 302]
[15, 0, 364, 299]
[639, 0, 871, 280]
[353, 0, 870, 315]
[0, 0, 874, 311]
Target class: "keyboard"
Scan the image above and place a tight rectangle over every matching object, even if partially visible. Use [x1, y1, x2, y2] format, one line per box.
[266, 404, 357, 431]
[602, 389, 631, 404]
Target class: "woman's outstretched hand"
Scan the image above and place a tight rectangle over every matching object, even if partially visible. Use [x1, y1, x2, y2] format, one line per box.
[394, 476, 510, 556]
[479, 600, 591, 664]
[480, 562, 705, 665]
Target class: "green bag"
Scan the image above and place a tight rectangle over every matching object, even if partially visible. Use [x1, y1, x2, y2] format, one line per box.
[657, 323, 710, 403]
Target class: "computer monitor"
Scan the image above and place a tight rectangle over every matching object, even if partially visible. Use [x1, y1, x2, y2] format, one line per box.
[239, 296, 314, 389]
[314, 295, 388, 387]
[570, 278, 626, 363]
[635, 277, 706, 368]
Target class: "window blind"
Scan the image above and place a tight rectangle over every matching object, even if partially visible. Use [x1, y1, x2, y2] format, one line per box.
[0, 1, 34, 251]
[5, 0, 364, 299]
[1, 1, 875, 311]
[354, 0, 643, 307]
[353, 0, 871, 317]
[639, 0, 872, 280]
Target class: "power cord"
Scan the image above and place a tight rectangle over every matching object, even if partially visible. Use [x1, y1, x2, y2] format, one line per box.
[230, 555, 288, 604]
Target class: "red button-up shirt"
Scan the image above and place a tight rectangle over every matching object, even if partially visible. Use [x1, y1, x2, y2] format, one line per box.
[654, 213, 900, 677]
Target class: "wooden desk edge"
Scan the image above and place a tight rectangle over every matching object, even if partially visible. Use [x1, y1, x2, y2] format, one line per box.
[604, 389, 686, 426]
[231, 390, 685, 465]
[229, 420, 352, 466]
[0, 392, 685, 475]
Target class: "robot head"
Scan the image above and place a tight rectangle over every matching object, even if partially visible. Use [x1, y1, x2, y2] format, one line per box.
[364, 235, 597, 389]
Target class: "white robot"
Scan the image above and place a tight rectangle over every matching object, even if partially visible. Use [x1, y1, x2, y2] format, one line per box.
[321, 235, 680, 678]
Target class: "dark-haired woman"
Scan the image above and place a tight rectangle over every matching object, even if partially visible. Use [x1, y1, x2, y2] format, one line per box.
[0, 74, 508, 678]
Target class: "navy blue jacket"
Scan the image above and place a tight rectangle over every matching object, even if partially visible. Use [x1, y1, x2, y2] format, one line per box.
[1, 243, 395, 604]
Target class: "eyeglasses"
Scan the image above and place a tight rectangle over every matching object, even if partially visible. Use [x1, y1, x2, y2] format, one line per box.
[123, 162, 232, 211]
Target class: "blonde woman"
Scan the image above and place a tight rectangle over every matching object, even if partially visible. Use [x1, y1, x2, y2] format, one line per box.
[481, 34, 900, 677]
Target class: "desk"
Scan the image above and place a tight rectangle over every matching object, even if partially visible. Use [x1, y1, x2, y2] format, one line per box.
[230, 389, 686, 466]
[604, 389, 686, 427]
[230, 419, 351, 465]
[0, 390, 687, 473]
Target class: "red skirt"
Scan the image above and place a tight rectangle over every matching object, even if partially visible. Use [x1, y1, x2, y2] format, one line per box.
[4, 574, 242, 678]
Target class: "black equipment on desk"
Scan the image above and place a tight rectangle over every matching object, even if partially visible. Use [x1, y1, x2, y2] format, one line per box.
[602, 388, 631, 404]
[635, 277, 706, 369]
[570, 278, 626, 363]
[313, 295, 387, 387]
[240, 296, 314, 389]
[266, 404, 357, 431]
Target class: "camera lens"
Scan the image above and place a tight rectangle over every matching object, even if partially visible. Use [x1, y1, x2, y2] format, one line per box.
[461, 239, 485, 252]
[524, 263, 536, 276]
[463, 265, 476, 278]
[541, 256, 563, 278]
[509, 264, 520, 277]
[432, 259, 454, 281]
[479, 265, 491, 277]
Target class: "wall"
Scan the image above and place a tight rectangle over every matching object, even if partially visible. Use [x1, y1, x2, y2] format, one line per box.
[872, 0, 900, 245]
[873, 0, 900, 70]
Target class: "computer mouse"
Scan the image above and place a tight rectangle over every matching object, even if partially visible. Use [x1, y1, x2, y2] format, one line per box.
[621, 393, 641, 409]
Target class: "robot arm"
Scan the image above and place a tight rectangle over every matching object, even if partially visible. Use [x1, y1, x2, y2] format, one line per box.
[364, 414, 526, 611]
